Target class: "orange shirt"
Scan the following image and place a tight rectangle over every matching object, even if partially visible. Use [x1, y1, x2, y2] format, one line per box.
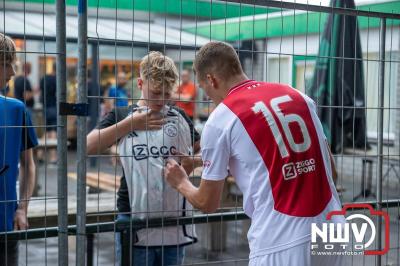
[175, 82, 196, 118]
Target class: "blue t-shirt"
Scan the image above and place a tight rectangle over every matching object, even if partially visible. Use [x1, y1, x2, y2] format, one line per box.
[0, 96, 38, 232]
[108, 86, 128, 107]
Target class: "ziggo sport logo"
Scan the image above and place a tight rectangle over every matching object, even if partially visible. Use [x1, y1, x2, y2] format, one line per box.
[311, 204, 390, 255]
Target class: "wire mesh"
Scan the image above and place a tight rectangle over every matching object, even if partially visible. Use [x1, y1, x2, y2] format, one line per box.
[0, 0, 399, 265]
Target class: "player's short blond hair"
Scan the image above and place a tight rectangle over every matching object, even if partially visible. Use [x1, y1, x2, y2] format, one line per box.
[193, 41, 243, 81]
[140, 51, 178, 91]
[0, 33, 16, 64]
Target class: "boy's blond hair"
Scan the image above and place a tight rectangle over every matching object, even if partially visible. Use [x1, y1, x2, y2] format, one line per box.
[140, 51, 178, 91]
[193, 41, 243, 81]
[0, 33, 16, 63]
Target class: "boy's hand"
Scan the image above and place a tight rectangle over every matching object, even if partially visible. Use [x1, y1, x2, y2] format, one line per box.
[14, 209, 29, 230]
[124, 110, 164, 130]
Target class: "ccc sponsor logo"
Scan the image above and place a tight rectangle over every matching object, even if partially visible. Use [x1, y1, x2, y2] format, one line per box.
[132, 144, 177, 160]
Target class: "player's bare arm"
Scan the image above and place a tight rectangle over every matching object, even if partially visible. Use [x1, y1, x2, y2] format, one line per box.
[164, 158, 224, 213]
[329, 149, 338, 184]
[87, 110, 164, 155]
[325, 141, 338, 184]
[14, 148, 36, 230]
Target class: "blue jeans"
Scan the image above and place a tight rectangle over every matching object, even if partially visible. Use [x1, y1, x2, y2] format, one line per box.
[115, 215, 185, 266]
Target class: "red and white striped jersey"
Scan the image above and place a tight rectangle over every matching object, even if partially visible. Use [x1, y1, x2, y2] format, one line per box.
[201, 80, 343, 258]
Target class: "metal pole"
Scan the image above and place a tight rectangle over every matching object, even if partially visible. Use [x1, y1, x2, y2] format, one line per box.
[86, 234, 94, 266]
[376, 18, 386, 266]
[56, 0, 68, 265]
[221, 0, 400, 20]
[89, 43, 99, 167]
[77, 0, 88, 265]
[121, 229, 132, 265]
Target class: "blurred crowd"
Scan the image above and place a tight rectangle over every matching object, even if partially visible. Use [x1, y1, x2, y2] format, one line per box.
[5, 60, 214, 163]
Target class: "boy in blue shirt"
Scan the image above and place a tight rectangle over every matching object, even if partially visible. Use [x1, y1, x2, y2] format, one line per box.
[0, 33, 38, 266]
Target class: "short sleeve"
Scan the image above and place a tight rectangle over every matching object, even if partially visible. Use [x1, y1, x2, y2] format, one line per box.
[96, 106, 131, 130]
[96, 109, 117, 130]
[21, 108, 38, 151]
[25, 78, 32, 92]
[200, 124, 229, 181]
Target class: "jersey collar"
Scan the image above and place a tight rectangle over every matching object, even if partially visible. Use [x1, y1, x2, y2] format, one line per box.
[227, 80, 255, 96]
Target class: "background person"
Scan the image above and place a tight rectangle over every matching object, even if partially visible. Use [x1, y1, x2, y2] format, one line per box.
[13, 62, 34, 114]
[173, 69, 196, 120]
[104, 71, 129, 111]
[39, 62, 57, 163]
[103, 72, 130, 166]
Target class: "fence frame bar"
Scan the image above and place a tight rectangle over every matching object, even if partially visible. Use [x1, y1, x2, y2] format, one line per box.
[222, 0, 400, 19]
[76, 0, 88, 265]
[376, 17, 387, 266]
[2, 199, 399, 241]
[55, 0, 69, 265]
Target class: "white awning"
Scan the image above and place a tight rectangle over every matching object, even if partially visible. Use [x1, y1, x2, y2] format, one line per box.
[0, 11, 211, 47]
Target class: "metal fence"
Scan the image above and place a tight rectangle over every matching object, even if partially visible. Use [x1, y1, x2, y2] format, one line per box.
[0, 0, 400, 265]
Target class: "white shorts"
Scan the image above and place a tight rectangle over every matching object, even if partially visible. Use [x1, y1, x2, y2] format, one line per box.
[249, 241, 344, 266]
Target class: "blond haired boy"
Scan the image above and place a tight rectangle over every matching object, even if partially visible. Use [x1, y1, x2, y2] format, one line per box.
[87, 51, 199, 265]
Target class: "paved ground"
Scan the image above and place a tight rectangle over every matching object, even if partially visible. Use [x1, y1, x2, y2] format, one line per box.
[15, 149, 400, 265]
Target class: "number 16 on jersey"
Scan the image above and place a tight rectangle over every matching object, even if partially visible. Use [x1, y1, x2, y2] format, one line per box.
[252, 95, 312, 159]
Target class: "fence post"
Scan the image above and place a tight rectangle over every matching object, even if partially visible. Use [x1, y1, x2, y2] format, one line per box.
[89, 42, 99, 167]
[376, 17, 386, 266]
[56, 0, 69, 265]
[121, 229, 133, 265]
[86, 234, 94, 266]
[77, 0, 88, 265]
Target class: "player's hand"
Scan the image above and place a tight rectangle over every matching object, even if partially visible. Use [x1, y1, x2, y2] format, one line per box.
[164, 158, 188, 190]
[175, 151, 202, 175]
[124, 109, 165, 130]
[13, 209, 29, 230]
